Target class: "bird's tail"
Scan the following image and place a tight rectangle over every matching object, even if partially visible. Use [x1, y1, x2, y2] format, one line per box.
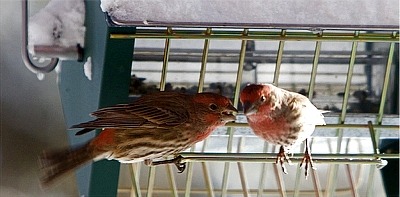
[38, 144, 95, 187]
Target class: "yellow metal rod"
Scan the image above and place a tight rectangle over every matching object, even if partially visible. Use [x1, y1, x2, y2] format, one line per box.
[118, 187, 375, 196]
[308, 33, 323, 100]
[111, 30, 399, 42]
[166, 165, 179, 197]
[146, 166, 156, 197]
[129, 164, 142, 197]
[273, 30, 286, 86]
[221, 28, 249, 197]
[237, 137, 250, 197]
[201, 139, 215, 197]
[256, 142, 269, 197]
[178, 153, 399, 159]
[225, 122, 399, 129]
[197, 28, 212, 92]
[159, 28, 172, 91]
[377, 37, 396, 123]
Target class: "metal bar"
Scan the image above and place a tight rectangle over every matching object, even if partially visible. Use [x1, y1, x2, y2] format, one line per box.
[340, 31, 359, 122]
[159, 28, 172, 90]
[184, 147, 195, 197]
[201, 139, 215, 197]
[21, 0, 58, 74]
[365, 36, 396, 196]
[221, 29, 249, 197]
[368, 121, 381, 155]
[273, 30, 286, 86]
[118, 187, 383, 196]
[366, 121, 380, 197]
[196, 33, 214, 197]
[233, 29, 249, 107]
[345, 138, 359, 197]
[111, 31, 399, 42]
[220, 151, 231, 197]
[129, 164, 142, 197]
[225, 122, 399, 129]
[295, 36, 322, 197]
[308, 34, 322, 100]
[144, 28, 173, 197]
[273, 148, 287, 197]
[377, 38, 396, 123]
[326, 31, 359, 197]
[166, 165, 179, 197]
[293, 143, 304, 197]
[146, 167, 156, 197]
[33, 45, 83, 61]
[171, 157, 390, 165]
[310, 139, 323, 197]
[366, 166, 377, 196]
[109, 17, 400, 31]
[133, 48, 389, 65]
[197, 28, 212, 92]
[178, 152, 399, 159]
[237, 137, 250, 197]
[257, 142, 269, 197]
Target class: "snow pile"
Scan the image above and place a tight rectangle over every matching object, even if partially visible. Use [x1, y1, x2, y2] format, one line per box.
[83, 57, 92, 80]
[28, 0, 85, 50]
[28, 0, 86, 80]
[100, 0, 398, 27]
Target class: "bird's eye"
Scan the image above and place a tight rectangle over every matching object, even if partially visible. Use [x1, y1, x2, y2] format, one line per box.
[209, 103, 218, 111]
[260, 95, 266, 102]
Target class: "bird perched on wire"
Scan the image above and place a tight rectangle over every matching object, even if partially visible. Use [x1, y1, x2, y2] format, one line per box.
[240, 83, 326, 178]
[39, 91, 237, 186]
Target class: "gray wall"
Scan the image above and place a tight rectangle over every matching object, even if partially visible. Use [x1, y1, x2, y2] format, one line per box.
[1, 1, 77, 196]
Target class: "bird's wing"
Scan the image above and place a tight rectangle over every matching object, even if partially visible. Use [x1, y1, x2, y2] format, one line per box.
[71, 93, 191, 130]
[292, 95, 326, 126]
[279, 92, 326, 126]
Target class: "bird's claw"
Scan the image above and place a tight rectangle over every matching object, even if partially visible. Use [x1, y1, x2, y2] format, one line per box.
[146, 155, 187, 173]
[174, 161, 186, 173]
[276, 146, 291, 174]
[299, 147, 316, 179]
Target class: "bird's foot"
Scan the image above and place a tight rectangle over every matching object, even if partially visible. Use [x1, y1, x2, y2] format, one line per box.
[172, 155, 186, 173]
[299, 148, 316, 179]
[146, 155, 186, 173]
[276, 146, 291, 174]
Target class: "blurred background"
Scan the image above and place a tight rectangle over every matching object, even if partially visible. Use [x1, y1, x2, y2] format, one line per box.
[1, 1, 78, 196]
[1, 0, 398, 197]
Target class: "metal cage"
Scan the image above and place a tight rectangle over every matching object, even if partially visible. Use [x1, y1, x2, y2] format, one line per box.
[108, 25, 399, 197]
[34, 1, 399, 197]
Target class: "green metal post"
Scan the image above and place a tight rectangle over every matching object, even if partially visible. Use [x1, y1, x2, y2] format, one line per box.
[58, 1, 135, 196]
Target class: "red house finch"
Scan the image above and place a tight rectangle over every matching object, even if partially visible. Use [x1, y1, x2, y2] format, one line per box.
[39, 91, 237, 186]
[240, 84, 326, 178]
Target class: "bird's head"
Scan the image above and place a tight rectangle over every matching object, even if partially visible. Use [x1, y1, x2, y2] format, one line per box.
[193, 92, 238, 124]
[240, 84, 274, 116]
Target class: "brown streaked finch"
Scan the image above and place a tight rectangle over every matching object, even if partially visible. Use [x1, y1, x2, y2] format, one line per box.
[39, 91, 237, 186]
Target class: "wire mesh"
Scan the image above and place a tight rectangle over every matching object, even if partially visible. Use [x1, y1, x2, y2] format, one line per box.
[112, 27, 399, 197]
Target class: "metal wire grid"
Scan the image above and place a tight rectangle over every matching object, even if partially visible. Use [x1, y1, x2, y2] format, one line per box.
[109, 28, 399, 197]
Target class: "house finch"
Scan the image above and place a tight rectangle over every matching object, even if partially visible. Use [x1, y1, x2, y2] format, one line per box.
[39, 91, 237, 186]
[240, 84, 326, 178]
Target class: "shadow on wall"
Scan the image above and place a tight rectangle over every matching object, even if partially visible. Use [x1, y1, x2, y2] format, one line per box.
[1, 1, 78, 196]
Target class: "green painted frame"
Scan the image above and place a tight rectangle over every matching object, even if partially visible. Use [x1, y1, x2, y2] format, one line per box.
[58, 0, 135, 196]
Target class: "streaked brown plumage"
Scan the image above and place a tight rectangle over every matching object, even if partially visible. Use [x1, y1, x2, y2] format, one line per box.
[39, 91, 237, 186]
[240, 84, 326, 178]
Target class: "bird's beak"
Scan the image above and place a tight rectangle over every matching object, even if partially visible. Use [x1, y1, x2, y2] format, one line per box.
[221, 104, 238, 122]
[243, 101, 258, 116]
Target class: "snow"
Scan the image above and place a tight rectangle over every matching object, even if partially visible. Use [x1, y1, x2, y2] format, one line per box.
[28, 0, 86, 79]
[100, 0, 398, 27]
[36, 72, 45, 81]
[28, 0, 85, 53]
[83, 57, 92, 80]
